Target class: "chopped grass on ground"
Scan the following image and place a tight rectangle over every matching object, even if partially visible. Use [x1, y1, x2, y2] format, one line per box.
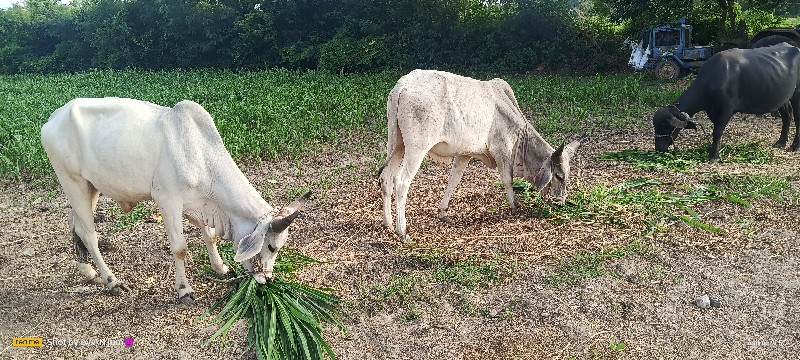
[597, 142, 774, 171]
[355, 251, 517, 318]
[545, 241, 649, 287]
[521, 174, 792, 233]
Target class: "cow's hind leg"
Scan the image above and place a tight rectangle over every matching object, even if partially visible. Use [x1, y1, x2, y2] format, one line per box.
[70, 211, 100, 284]
[394, 148, 426, 241]
[380, 147, 404, 229]
[437, 155, 469, 224]
[62, 179, 128, 294]
[774, 104, 791, 148]
[158, 200, 196, 305]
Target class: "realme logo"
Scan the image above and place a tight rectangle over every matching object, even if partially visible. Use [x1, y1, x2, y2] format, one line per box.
[12, 338, 43, 347]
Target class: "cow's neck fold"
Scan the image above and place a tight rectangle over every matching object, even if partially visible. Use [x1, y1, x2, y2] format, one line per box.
[204, 157, 273, 239]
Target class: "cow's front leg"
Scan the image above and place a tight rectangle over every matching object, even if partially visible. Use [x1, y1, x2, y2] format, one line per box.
[160, 203, 196, 305]
[201, 226, 228, 275]
[497, 160, 519, 209]
[437, 155, 469, 224]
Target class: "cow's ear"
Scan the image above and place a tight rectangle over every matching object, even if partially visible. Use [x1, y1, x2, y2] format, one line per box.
[685, 120, 697, 129]
[534, 159, 553, 191]
[562, 140, 581, 161]
[234, 230, 264, 262]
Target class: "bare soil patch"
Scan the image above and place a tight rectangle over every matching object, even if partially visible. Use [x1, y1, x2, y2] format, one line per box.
[1, 114, 799, 359]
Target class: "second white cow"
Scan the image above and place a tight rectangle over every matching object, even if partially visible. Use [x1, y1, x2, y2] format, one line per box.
[379, 70, 580, 240]
[41, 97, 309, 304]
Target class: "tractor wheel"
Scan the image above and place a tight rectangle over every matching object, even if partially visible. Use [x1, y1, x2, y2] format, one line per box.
[656, 60, 680, 79]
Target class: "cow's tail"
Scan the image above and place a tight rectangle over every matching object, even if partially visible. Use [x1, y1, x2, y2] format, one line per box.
[376, 87, 404, 182]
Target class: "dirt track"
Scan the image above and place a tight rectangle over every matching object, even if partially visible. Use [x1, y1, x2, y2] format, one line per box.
[1, 114, 799, 359]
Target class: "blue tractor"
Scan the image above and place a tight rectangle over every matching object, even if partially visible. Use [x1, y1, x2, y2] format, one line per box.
[628, 18, 715, 79]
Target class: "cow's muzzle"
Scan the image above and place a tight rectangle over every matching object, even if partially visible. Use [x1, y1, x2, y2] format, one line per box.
[252, 271, 274, 284]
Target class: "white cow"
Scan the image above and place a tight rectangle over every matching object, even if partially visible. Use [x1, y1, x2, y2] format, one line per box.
[379, 70, 580, 240]
[41, 97, 309, 304]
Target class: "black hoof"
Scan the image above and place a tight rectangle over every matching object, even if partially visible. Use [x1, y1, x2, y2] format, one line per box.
[179, 292, 196, 305]
[790, 144, 799, 152]
[773, 141, 786, 148]
[438, 216, 454, 225]
[109, 283, 130, 296]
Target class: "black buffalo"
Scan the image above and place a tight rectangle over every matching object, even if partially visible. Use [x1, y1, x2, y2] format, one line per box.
[652, 43, 800, 161]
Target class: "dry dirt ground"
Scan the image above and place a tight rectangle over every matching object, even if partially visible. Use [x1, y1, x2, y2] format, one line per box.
[1, 113, 799, 359]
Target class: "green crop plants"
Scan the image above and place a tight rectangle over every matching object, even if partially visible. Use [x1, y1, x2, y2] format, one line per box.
[195, 242, 346, 360]
[1, 70, 679, 183]
[509, 73, 683, 143]
[597, 142, 774, 171]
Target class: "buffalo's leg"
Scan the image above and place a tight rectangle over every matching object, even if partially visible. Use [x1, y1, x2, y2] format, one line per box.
[708, 109, 733, 162]
[774, 104, 791, 148]
[790, 99, 800, 151]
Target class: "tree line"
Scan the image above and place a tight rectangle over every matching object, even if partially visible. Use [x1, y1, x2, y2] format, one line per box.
[0, 0, 793, 74]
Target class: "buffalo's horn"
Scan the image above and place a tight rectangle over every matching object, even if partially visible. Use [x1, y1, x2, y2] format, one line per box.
[668, 116, 688, 128]
[270, 211, 301, 233]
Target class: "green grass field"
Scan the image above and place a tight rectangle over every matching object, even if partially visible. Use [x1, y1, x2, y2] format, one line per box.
[0, 69, 680, 181]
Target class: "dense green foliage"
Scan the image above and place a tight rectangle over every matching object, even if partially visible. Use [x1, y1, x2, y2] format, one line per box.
[1, 0, 796, 75]
[0, 69, 681, 181]
[0, 0, 627, 74]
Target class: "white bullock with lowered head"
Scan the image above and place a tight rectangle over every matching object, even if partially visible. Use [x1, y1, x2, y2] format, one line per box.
[41, 97, 310, 304]
[379, 70, 580, 240]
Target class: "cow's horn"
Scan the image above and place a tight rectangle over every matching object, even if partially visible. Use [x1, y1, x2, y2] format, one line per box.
[669, 116, 688, 128]
[270, 211, 301, 233]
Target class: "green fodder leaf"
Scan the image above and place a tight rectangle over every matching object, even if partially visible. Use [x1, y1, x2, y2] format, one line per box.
[272, 294, 298, 352]
[675, 214, 723, 233]
[292, 318, 314, 360]
[722, 194, 752, 208]
[205, 307, 244, 346]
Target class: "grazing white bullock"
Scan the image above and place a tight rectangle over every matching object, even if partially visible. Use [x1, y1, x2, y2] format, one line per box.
[379, 70, 580, 240]
[41, 97, 310, 304]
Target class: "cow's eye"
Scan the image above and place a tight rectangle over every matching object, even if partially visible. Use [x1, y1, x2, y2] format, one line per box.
[267, 244, 277, 253]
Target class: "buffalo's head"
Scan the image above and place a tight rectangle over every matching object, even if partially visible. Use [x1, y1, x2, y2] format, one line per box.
[652, 106, 696, 152]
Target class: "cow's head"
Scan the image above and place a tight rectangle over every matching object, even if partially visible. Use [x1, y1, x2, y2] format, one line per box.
[653, 106, 696, 152]
[529, 139, 581, 202]
[234, 191, 311, 283]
